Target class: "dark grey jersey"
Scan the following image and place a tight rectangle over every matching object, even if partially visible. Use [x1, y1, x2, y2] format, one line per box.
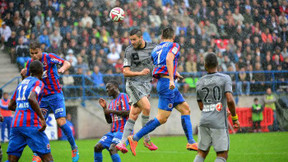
[196, 72, 233, 129]
[123, 42, 156, 82]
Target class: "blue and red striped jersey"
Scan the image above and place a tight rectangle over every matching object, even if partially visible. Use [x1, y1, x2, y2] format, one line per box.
[11, 76, 44, 128]
[25, 52, 65, 97]
[108, 93, 130, 133]
[151, 42, 180, 79]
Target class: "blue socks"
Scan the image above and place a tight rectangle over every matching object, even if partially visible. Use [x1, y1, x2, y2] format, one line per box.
[94, 152, 120, 162]
[94, 152, 103, 162]
[60, 123, 77, 149]
[133, 118, 161, 142]
[181, 115, 196, 144]
[111, 154, 121, 162]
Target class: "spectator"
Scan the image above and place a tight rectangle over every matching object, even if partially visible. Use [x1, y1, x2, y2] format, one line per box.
[107, 47, 120, 65]
[232, 8, 244, 25]
[38, 28, 50, 49]
[264, 88, 278, 132]
[0, 22, 11, 50]
[81, 11, 93, 28]
[65, 49, 77, 67]
[15, 37, 30, 69]
[91, 65, 105, 88]
[236, 67, 250, 96]
[62, 70, 75, 97]
[251, 98, 264, 133]
[0, 92, 13, 142]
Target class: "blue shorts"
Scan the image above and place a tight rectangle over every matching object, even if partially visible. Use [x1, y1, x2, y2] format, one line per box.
[157, 78, 185, 111]
[7, 127, 51, 157]
[40, 92, 66, 119]
[98, 131, 123, 149]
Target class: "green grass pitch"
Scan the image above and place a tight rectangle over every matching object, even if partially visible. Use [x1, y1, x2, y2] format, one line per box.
[1, 132, 288, 162]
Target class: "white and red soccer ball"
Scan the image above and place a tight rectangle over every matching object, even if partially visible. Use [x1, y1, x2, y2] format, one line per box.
[109, 7, 125, 22]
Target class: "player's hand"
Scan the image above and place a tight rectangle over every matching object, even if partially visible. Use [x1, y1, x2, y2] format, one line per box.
[175, 72, 183, 81]
[38, 118, 47, 132]
[169, 80, 175, 90]
[0, 116, 3, 122]
[58, 68, 66, 74]
[99, 98, 107, 109]
[20, 68, 27, 76]
[140, 68, 150, 76]
[232, 120, 240, 129]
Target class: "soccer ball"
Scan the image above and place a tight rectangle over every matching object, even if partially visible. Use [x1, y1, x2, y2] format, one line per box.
[109, 7, 125, 22]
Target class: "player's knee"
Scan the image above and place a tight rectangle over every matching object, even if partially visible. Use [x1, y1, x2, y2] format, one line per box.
[94, 144, 103, 152]
[156, 116, 168, 124]
[56, 118, 66, 126]
[181, 103, 191, 115]
[109, 144, 117, 154]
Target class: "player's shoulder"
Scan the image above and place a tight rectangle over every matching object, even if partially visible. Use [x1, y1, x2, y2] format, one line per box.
[125, 45, 134, 52]
[216, 73, 231, 81]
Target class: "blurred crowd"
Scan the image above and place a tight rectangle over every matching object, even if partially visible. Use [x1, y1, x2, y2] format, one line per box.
[0, 0, 288, 96]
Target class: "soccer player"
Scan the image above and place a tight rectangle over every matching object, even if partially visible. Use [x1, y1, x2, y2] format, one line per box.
[20, 41, 79, 162]
[193, 53, 240, 162]
[127, 26, 198, 156]
[116, 29, 158, 153]
[7, 60, 53, 162]
[0, 92, 13, 142]
[94, 80, 130, 162]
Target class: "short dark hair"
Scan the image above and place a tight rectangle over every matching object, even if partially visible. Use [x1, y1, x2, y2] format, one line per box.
[162, 26, 174, 39]
[129, 29, 142, 37]
[29, 40, 41, 50]
[254, 98, 258, 101]
[108, 80, 119, 89]
[29, 60, 43, 75]
[205, 53, 218, 69]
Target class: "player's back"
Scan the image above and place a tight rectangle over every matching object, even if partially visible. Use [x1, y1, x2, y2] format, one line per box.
[26, 52, 65, 96]
[196, 72, 233, 129]
[108, 93, 130, 132]
[12, 76, 44, 127]
[151, 42, 180, 78]
[124, 43, 155, 82]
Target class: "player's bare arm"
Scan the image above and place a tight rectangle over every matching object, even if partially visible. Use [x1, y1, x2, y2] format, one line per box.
[197, 100, 203, 111]
[175, 71, 183, 79]
[166, 52, 175, 90]
[123, 67, 150, 77]
[226, 92, 240, 128]
[28, 91, 47, 132]
[8, 99, 16, 111]
[58, 60, 71, 74]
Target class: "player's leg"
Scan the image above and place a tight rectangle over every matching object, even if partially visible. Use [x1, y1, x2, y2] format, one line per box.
[135, 94, 158, 150]
[212, 128, 230, 162]
[116, 103, 141, 153]
[129, 109, 171, 156]
[40, 153, 54, 162]
[1, 118, 5, 142]
[26, 127, 53, 162]
[94, 143, 104, 162]
[215, 151, 228, 162]
[95, 132, 113, 162]
[194, 149, 210, 162]
[174, 88, 197, 150]
[7, 128, 27, 162]
[7, 116, 13, 140]
[194, 126, 212, 162]
[109, 144, 121, 162]
[50, 93, 79, 161]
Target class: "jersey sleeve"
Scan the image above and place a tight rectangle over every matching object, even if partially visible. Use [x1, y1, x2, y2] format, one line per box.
[121, 94, 130, 111]
[123, 47, 132, 67]
[25, 60, 31, 76]
[47, 53, 65, 65]
[169, 43, 180, 56]
[224, 75, 233, 93]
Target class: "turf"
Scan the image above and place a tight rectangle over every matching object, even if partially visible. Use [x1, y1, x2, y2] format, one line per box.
[1, 132, 288, 162]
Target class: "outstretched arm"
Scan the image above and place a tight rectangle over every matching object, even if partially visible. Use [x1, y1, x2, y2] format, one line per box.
[226, 92, 240, 128]
[123, 67, 150, 77]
